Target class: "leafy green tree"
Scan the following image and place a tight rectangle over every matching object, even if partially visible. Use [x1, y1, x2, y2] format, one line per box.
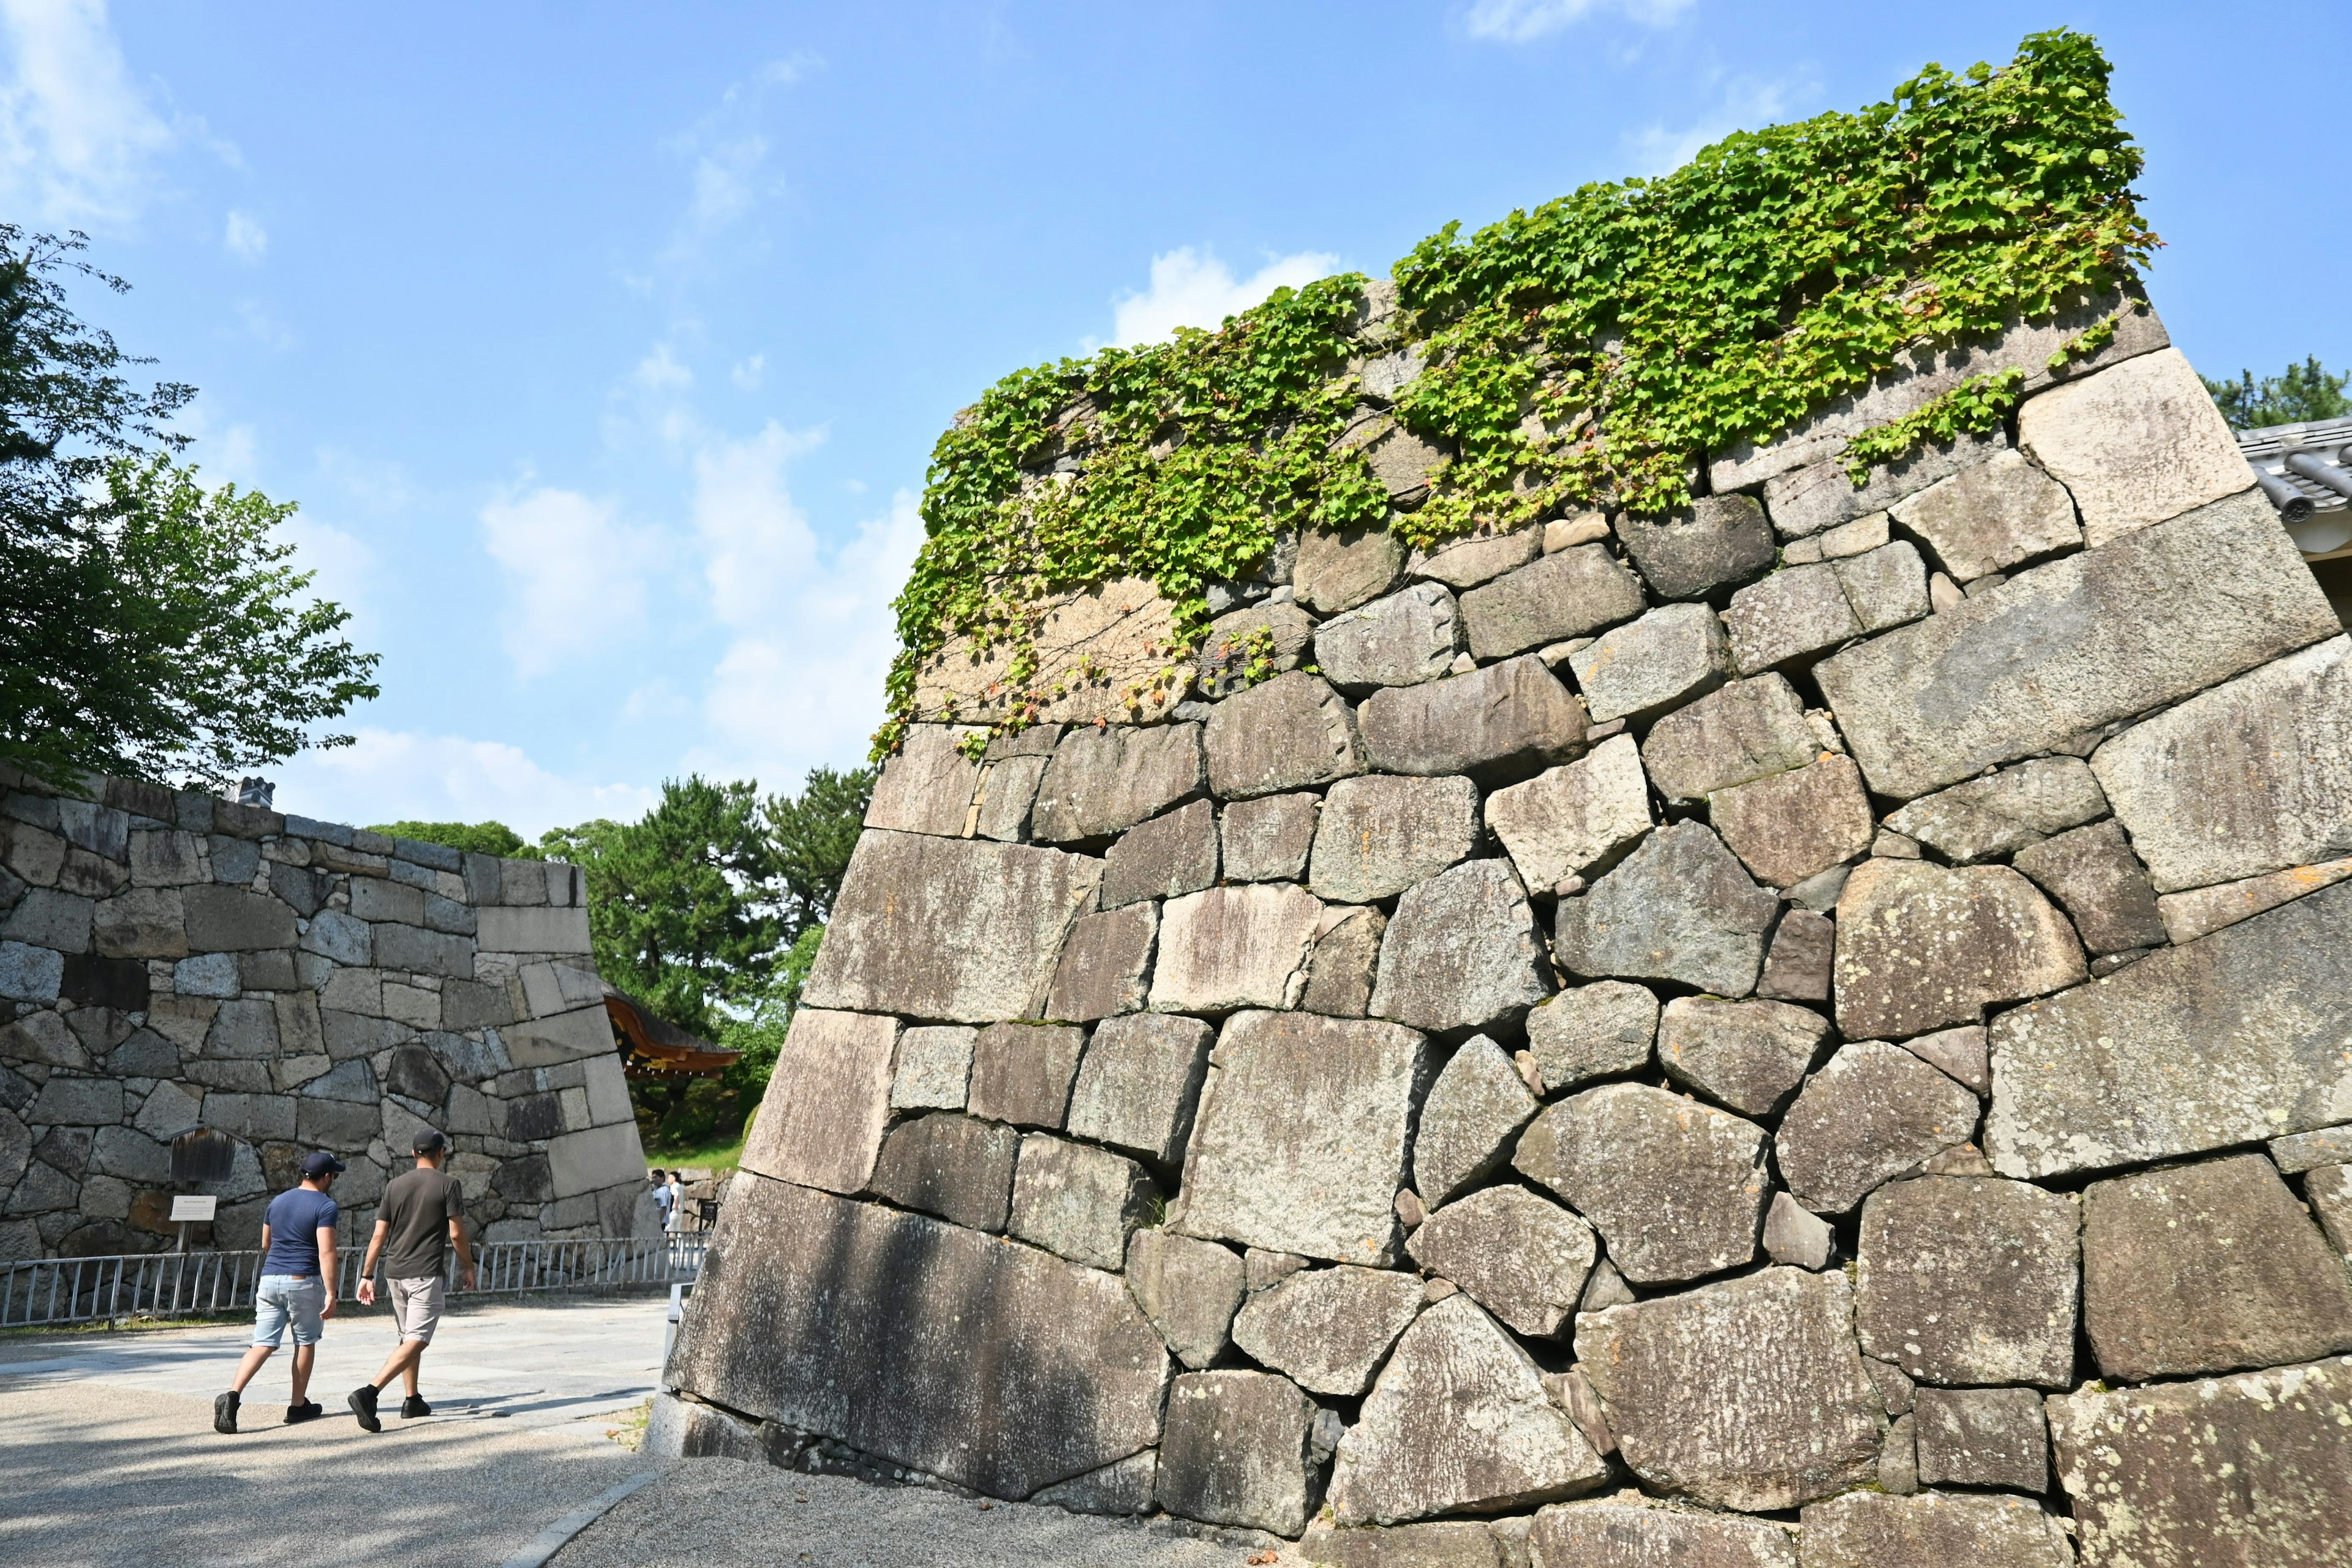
[2204, 358, 2352, 429]
[0, 228, 377, 786]
[767, 764, 876, 942]
[368, 820, 541, 858]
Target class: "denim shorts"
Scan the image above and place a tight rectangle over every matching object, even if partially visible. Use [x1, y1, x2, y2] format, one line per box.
[253, 1273, 325, 1348]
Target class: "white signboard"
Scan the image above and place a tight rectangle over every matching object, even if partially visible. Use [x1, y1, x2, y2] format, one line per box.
[169, 1195, 218, 1223]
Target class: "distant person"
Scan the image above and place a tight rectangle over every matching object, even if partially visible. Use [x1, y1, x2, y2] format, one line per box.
[347, 1128, 475, 1432]
[665, 1171, 687, 1237]
[649, 1169, 673, 1231]
[214, 1151, 344, 1434]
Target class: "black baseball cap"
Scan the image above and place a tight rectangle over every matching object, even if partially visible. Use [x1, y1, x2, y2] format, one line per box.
[412, 1128, 449, 1155]
[301, 1151, 347, 1177]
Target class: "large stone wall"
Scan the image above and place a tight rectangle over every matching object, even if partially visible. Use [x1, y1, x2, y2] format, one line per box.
[659, 307, 2352, 1566]
[0, 770, 652, 1260]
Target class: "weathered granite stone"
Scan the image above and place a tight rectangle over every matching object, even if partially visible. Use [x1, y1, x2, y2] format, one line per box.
[1913, 1386, 2049, 1492]
[1205, 673, 1367, 800]
[668, 1173, 1170, 1499]
[1615, 497, 1775, 601]
[1833, 861, 2086, 1040]
[2019, 347, 2253, 547]
[1370, 860, 1551, 1036]
[1882, 757, 2108, 864]
[1303, 1518, 1506, 1568]
[1777, 1044, 1980, 1215]
[1029, 1450, 1156, 1515]
[181, 884, 297, 951]
[1640, 675, 1817, 804]
[1310, 776, 1480, 904]
[2081, 1153, 2352, 1382]
[966, 1022, 1088, 1129]
[1514, 1084, 1767, 1284]
[1761, 1192, 1833, 1270]
[1766, 430, 2007, 541]
[1359, 655, 1588, 784]
[1303, 906, 1387, 1017]
[737, 1009, 898, 1196]
[1482, 736, 1654, 892]
[1173, 1011, 1429, 1266]
[1575, 1267, 1880, 1512]
[2009, 820, 2166, 954]
[1031, 723, 1206, 844]
[1570, 604, 1732, 725]
[1065, 1011, 1214, 1164]
[1125, 1228, 1247, 1370]
[1247, 1247, 1311, 1294]
[1406, 1184, 1594, 1338]
[2309, 1164, 2352, 1257]
[1527, 1501, 1796, 1568]
[866, 723, 984, 837]
[1709, 755, 1872, 890]
[2049, 1357, 2352, 1568]
[1815, 489, 2339, 800]
[1460, 545, 1647, 661]
[1414, 524, 1539, 587]
[1195, 600, 1317, 700]
[1657, 997, 1830, 1118]
[1010, 1133, 1158, 1271]
[803, 832, 1101, 1024]
[1317, 582, 1463, 693]
[1756, 910, 1833, 1003]
[1102, 799, 1218, 910]
[1149, 883, 1324, 1014]
[973, 752, 1049, 843]
[1984, 878, 2352, 1179]
[2157, 856, 2352, 944]
[1721, 564, 1861, 674]
[641, 1392, 764, 1463]
[1889, 448, 2082, 583]
[1411, 1036, 1540, 1205]
[1158, 1370, 1327, 1536]
[1555, 823, 1778, 997]
[1232, 1264, 1425, 1395]
[1299, 521, 1409, 616]
[1798, 1492, 2071, 1568]
[1043, 901, 1157, 1022]
[2271, 1125, 2352, 1175]
[866, 1112, 1022, 1231]
[1831, 541, 1931, 634]
[1221, 793, 1320, 883]
[1329, 1295, 1607, 1526]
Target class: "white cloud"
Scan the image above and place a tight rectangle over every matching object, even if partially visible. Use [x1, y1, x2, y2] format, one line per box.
[634, 342, 693, 391]
[692, 419, 826, 627]
[236, 297, 295, 351]
[730, 353, 765, 391]
[270, 728, 659, 841]
[224, 208, 265, 260]
[1109, 247, 1341, 349]
[0, 0, 173, 227]
[1463, 0, 1694, 42]
[657, 58, 810, 270]
[1624, 72, 1816, 175]
[478, 485, 657, 677]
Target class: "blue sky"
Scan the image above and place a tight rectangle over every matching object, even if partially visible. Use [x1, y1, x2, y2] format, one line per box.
[14, 1, 2345, 835]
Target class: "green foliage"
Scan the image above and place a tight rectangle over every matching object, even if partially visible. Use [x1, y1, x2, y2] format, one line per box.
[766, 765, 876, 944]
[368, 820, 541, 859]
[2204, 357, 2352, 429]
[1842, 369, 2024, 481]
[883, 30, 2152, 756]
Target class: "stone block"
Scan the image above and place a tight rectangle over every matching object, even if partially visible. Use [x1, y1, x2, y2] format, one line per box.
[1722, 562, 1861, 674]
[1359, 655, 1587, 785]
[2019, 345, 2253, 547]
[2157, 856, 2352, 944]
[1856, 1174, 2079, 1388]
[1148, 883, 1323, 1014]
[965, 1021, 1087, 1129]
[1415, 522, 1539, 587]
[0, 941, 62, 1004]
[1657, 997, 1830, 1118]
[667, 1173, 1170, 1499]
[1709, 755, 1872, 889]
[1832, 541, 1929, 635]
[92, 887, 187, 960]
[1231, 1264, 1425, 1395]
[1555, 822, 1778, 998]
[1411, 1035, 1539, 1205]
[299, 910, 370, 967]
[475, 905, 592, 954]
[545, 1120, 643, 1200]
[1030, 1452, 1156, 1516]
[1798, 1492, 2071, 1568]
[1204, 673, 1366, 800]
[2, 889, 92, 953]
[1302, 905, 1385, 1017]
[802, 832, 1100, 1024]
[1311, 775, 1480, 905]
[1065, 1011, 1214, 1164]
[1010, 1133, 1158, 1271]
[1888, 447, 2082, 584]
[1913, 1386, 2048, 1492]
[1371, 859, 1551, 1036]
[1570, 603, 1731, 725]
[295, 1095, 377, 1150]
[737, 1009, 898, 1194]
[1330, 1294, 1606, 1526]
[1101, 799, 1217, 910]
[1172, 1010, 1428, 1266]
[2271, 1125, 2352, 1175]
[2082, 1152, 2352, 1382]
[2049, 1357, 2352, 1568]
[1044, 902, 1157, 1022]
[2009, 820, 2166, 954]
[1527, 1501, 1795, 1568]
[1459, 545, 1646, 661]
[1983, 878, 2352, 1179]
[1221, 792, 1320, 883]
[1523, 981, 1657, 1093]
[1881, 757, 2107, 865]
[1316, 582, 1463, 692]
[179, 884, 296, 951]
[1125, 1228, 1246, 1370]
[1483, 735, 1654, 892]
[1814, 489, 2339, 801]
[1640, 675, 1817, 805]
[1777, 1044, 1979, 1216]
[1298, 520, 1409, 614]
[204, 997, 279, 1058]
[1030, 722, 1206, 843]
[641, 1392, 764, 1462]
[372, 922, 473, 979]
[29, 1075, 121, 1126]
[128, 829, 203, 888]
[866, 1112, 1020, 1231]
[1515, 1083, 1766, 1285]
[1303, 1519, 1507, 1568]
[1615, 496, 1775, 601]
[1158, 1370, 1327, 1536]
[1406, 1184, 1594, 1338]
[1756, 910, 1833, 1004]
[909, 574, 1180, 729]
[1194, 600, 1317, 699]
[2309, 1164, 2352, 1257]
[1760, 1191, 1832, 1270]
[349, 876, 424, 925]
[1832, 861, 2084, 1041]
[973, 753, 1048, 842]
[1766, 428, 2008, 541]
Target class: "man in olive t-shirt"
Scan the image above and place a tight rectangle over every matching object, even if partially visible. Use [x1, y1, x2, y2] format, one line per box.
[348, 1128, 474, 1431]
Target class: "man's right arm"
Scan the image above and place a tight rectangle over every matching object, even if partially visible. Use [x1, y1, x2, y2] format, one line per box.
[356, 1218, 390, 1305]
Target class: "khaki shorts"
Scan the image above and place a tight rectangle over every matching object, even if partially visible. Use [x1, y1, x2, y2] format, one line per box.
[390, 1275, 446, 1343]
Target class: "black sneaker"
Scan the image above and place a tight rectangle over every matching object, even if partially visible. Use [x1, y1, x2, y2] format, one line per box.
[401, 1395, 432, 1419]
[286, 1401, 323, 1425]
[214, 1391, 239, 1434]
[348, 1384, 382, 1433]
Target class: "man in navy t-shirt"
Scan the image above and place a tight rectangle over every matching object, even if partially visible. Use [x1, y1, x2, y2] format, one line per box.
[214, 1150, 345, 1434]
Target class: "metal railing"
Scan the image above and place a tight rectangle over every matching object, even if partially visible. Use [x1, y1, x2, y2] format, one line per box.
[0, 1235, 708, 1332]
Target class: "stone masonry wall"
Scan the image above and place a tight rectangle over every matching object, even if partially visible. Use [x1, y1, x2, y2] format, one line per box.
[659, 304, 2352, 1568]
[0, 769, 654, 1262]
